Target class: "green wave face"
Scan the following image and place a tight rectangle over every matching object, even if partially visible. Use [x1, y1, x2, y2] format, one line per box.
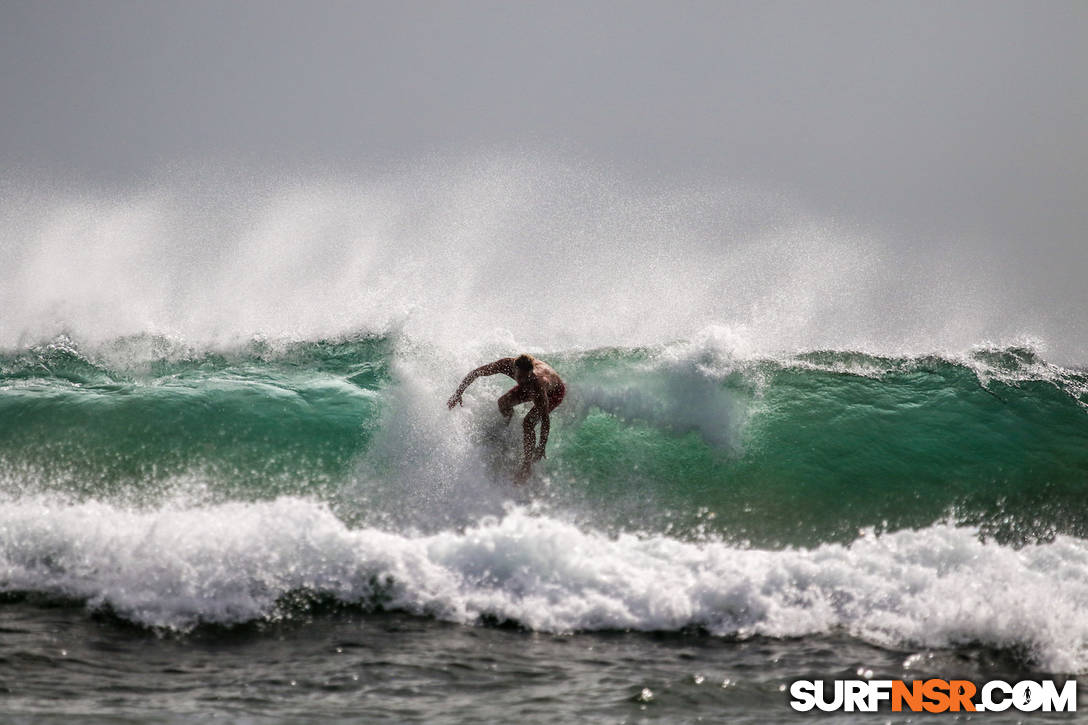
[0, 336, 392, 502]
[533, 346, 1087, 546]
[2, 338, 1085, 546]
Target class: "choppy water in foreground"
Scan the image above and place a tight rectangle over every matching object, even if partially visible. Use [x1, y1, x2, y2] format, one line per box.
[4, 606, 1081, 724]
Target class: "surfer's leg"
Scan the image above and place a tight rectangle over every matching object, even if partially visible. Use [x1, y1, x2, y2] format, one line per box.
[498, 385, 533, 424]
[522, 406, 541, 463]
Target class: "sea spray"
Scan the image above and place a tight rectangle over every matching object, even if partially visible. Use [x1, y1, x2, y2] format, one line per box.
[4, 157, 1081, 362]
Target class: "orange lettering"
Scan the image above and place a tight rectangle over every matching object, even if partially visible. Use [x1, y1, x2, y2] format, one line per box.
[949, 680, 976, 712]
[923, 679, 951, 713]
[892, 680, 923, 712]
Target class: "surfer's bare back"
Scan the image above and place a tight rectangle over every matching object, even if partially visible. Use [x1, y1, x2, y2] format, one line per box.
[448, 354, 566, 483]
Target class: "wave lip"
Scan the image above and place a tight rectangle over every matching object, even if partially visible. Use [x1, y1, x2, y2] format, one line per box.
[1, 497, 1086, 673]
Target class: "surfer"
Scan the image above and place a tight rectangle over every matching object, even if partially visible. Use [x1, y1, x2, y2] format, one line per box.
[448, 354, 566, 483]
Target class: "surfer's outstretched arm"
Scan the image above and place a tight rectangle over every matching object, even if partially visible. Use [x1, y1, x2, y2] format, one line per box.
[447, 358, 515, 409]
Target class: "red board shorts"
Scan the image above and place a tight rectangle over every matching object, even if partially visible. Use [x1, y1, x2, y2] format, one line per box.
[546, 381, 566, 411]
[507, 381, 565, 411]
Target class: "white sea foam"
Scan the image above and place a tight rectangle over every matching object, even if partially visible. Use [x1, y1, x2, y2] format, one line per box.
[1, 496, 1085, 672]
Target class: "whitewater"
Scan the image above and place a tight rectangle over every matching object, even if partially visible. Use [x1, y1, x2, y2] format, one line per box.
[1, 158, 1085, 722]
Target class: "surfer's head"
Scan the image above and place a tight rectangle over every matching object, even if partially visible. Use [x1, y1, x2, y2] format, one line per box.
[514, 354, 535, 383]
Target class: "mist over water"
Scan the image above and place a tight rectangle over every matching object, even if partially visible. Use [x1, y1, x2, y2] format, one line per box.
[2, 154, 1078, 364]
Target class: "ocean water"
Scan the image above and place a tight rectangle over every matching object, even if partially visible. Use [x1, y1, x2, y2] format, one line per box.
[1, 163, 1086, 722]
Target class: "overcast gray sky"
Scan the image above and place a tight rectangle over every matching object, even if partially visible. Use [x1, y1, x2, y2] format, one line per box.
[2, 0, 1086, 254]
